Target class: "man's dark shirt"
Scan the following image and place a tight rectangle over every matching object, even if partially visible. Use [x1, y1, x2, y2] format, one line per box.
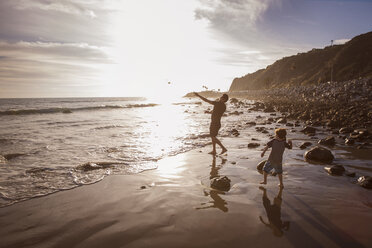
[211, 101, 226, 124]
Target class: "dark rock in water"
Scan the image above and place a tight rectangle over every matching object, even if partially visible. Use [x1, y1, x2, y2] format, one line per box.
[256, 160, 267, 172]
[318, 136, 336, 146]
[262, 130, 269, 134]
[345, 138, 355, 145]
[251, 138, 259, 141]
[231, 129, 240, 137]
[248, 143, 260, 148]
[211, 176, 231, 191]
[286, 123, 294, 127]
[345, 172, 356, 177]
[231, 161, 236, 165]
[230, 111, 243, 116]
[301, 126, 316, 134]
[324, 165, 345, 175]
[140, 186, 146, 189]
[3, 153, 24, 160]
[246, 121, 256, 126]
[339, 127, 353, 134]
[264, 106, 275, 112]
[357, 176, 372, 189]
[299, 142, 312, 149]
[62, 109, 72, 114]
[312, 121, 322, 126]
[230, 98, 239, 104]
[304, 146, 334, 163]
[277, 118, 287, 124]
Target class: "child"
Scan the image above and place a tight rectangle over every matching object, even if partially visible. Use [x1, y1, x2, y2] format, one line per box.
[260, 128, 292, 188]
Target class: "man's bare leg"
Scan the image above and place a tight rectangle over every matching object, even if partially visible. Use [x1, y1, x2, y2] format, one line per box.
[260, 171, 268, 184]
[215, 137, 227, 154]
[208, 137, 217, 155]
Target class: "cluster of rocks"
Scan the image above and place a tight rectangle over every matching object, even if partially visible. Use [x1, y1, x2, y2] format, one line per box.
[231, 78, 372, 129]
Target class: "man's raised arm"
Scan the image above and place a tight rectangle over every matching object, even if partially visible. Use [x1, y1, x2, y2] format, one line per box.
[194, 92, 214, 104]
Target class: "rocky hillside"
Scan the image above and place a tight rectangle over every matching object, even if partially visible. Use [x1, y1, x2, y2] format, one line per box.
[229, 31, 372, 91]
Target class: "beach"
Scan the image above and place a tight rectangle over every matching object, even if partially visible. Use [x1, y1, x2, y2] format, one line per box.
[1, 128, 372, 247]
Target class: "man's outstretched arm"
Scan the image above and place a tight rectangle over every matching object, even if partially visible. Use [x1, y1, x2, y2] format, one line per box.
[194, 92, 214, 104]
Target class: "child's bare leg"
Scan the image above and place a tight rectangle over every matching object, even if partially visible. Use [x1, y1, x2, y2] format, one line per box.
[260, 171, 268, 184]
[278, 173, 284, 188]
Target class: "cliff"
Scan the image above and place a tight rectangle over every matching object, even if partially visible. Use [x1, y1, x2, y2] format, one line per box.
[229, 31, 372, 91]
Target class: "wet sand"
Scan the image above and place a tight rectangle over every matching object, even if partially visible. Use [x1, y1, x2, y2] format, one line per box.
[0, 132, 371, 248]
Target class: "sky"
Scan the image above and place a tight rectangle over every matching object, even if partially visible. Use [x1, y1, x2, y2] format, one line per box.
[0, 0, 371, 98]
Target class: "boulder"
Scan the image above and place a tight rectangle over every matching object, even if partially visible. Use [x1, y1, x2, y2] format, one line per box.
[301, 126, 317, 134]
[304, 146, 334, 163]
[3, 153, 24, 160]
[357, 176, 372, 189]
[264, 106, 275, 112]
[339, 127, 353, 134]
[345, 138, 355, 145]
[318, 136, 336, 146]
[231, 129, 240, 137]
[299, 142, 312, 149]
[345, 172, 356, 177]
[211, 176, 231, 191]
[324, 165, 345, 175]
[277, 118, 287, 124]
[246, 121, 256, 125]
[62, 109, 72, 114]
[248, 143, 260, 148]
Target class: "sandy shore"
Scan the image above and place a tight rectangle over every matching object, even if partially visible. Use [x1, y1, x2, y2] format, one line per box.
[0, 131, 371, 248]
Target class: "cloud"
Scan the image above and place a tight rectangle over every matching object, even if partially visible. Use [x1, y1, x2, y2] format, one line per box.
[0, 0, 113, 46]
[195, 0, 279, 41]
[0, 41, 111, 63]
[333, 38, 350, 45]
[0, 40, 113, 97]
[9, 0, 98, 18]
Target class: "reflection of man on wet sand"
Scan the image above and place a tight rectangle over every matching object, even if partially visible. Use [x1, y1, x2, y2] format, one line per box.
[259, 187, 290, 237]
[194, 92, 228, 155]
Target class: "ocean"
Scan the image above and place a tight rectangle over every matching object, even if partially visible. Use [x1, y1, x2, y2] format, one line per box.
[0, 97, 248, 207]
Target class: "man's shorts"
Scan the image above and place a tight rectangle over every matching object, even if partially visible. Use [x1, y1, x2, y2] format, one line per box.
[263, 160, 283, 174]
[210, 122, 221, 137]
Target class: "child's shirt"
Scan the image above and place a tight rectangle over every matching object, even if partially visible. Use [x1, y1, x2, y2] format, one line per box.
[267, 139, 292, 166]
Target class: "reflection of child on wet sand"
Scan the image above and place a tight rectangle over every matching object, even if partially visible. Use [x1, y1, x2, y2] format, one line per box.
[260, 128, 292, 188]
[259, 186, 290, 237]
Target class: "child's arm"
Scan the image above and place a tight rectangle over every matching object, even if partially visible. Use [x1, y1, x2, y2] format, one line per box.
[261, 145, 269, 157]
[194, 92, 214, 105]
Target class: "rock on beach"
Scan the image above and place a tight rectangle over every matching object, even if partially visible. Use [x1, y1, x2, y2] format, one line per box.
[304, 146, 334, 163]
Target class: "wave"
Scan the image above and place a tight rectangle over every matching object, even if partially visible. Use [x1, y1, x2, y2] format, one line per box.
[0, 104, 158, 116]
[76, 161, 129, 172]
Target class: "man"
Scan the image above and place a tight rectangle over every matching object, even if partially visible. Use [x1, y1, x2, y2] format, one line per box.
[194, 92, 228, 155]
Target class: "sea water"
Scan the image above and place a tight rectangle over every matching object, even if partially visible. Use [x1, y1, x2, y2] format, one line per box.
[0, 97, 248, 207]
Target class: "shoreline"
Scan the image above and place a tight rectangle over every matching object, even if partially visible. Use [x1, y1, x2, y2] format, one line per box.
[1, 117, 372, 247]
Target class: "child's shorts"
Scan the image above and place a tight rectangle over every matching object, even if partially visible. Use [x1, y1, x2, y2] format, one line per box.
[263, 160, 283, 174]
